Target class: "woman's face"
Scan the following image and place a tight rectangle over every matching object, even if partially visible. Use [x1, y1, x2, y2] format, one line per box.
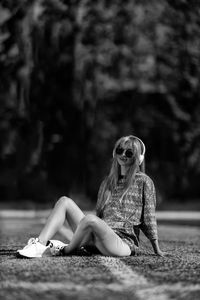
[115, 141, 135, 168]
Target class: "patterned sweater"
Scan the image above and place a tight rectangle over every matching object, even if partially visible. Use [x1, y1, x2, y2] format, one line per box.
[96, 172, 158, 251]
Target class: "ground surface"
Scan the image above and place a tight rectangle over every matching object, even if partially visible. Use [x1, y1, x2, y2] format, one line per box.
[0, 217, 200, 300]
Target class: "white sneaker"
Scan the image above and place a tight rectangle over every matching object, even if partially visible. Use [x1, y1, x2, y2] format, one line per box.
[17, 238, 49, 258]
[49, 240, 68, 256]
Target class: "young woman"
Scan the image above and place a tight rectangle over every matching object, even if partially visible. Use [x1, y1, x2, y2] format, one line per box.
[17, 135, 164, 258]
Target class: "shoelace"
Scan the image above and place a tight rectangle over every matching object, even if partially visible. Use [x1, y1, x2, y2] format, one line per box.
[50, 244, 63, 251]
[50, 244, 65, 255]
[23, 238, 38, 249]
[28, 238, 38, 244]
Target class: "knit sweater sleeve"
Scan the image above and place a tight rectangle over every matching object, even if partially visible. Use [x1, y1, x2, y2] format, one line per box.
[139, 176, 158, 240]
[95, 178, 107, 217]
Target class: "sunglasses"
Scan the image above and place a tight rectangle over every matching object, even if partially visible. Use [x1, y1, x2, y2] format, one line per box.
[115, 147, 134, 158]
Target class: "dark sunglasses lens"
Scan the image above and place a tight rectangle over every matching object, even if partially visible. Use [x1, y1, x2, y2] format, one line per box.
[116, 147, 133, 158]
[125, 150, 133, 158]
[116, 147, 123, 155]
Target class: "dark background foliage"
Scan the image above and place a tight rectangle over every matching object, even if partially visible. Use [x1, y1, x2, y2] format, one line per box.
[0, 0, 200, 209]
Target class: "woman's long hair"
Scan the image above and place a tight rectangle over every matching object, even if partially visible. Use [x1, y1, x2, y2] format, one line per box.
[96, 136, 145, 217]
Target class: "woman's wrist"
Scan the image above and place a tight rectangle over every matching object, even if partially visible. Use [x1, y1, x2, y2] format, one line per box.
[150, 239, 162, 255]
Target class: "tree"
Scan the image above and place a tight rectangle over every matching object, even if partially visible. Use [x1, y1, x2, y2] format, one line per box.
[0, 0, 200, 205]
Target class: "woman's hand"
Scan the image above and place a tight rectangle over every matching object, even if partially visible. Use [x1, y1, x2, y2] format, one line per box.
[150, 239, 165, 257]
[155, 249, 165, 257]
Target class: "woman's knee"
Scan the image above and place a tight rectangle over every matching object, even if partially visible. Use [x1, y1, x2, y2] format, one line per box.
[55, 196, 74, 209]
[81, 214, 99, 228]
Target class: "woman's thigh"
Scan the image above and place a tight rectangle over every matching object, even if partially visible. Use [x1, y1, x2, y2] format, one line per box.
[95, 228, 131, 257]
[83, 216, 131, 257]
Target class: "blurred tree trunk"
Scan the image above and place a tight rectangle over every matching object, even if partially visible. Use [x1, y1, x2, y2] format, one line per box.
[16, 3, 34, 117]
[71, 0, 99, 193]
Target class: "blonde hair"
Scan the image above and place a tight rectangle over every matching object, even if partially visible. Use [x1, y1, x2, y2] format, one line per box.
[96, 135, 145, 217]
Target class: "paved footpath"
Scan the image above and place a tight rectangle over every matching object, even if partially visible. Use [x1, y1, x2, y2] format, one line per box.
[1, 209, 200, 220]
[0, 214, 200, 300]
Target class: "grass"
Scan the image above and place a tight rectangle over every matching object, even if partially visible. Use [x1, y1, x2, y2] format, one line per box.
[0, 218, 200, 300]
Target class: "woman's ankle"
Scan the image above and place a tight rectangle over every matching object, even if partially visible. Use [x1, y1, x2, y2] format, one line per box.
[38, 237, 48, 246]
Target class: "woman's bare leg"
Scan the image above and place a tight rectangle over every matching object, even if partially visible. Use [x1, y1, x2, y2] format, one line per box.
[63, 214, 131, 257]
[38, 196, 85, 245]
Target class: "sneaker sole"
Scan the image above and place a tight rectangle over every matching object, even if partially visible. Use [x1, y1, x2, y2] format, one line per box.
[16, 251, 42, 258]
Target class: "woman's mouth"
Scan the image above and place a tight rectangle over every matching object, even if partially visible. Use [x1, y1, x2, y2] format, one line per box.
[119, 157, 127, 162]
